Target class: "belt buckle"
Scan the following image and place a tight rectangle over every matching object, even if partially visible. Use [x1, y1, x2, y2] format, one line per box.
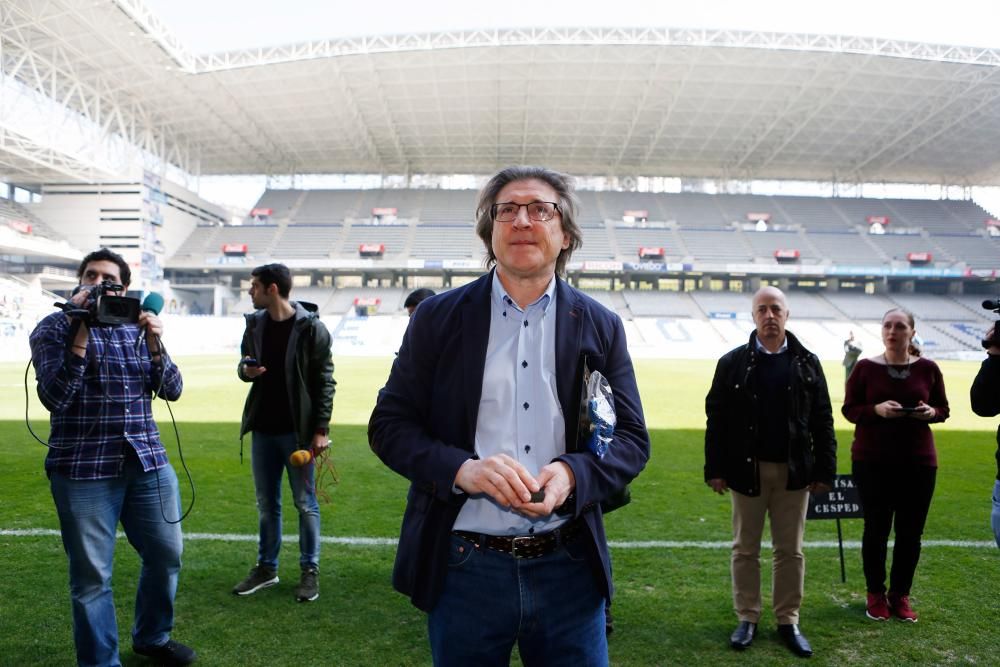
[511, 535, 535, 559]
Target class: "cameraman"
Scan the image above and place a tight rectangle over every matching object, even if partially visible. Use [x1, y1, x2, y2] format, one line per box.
[29, 249, 195, 666]
[970, 323, 1000, 549]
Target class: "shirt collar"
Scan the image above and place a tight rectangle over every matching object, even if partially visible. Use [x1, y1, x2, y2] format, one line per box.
[491, 273, 555, 314]
[754, 334, 788, 355]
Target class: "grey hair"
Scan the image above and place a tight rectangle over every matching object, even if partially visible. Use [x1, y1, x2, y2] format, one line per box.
[474, 166, 583, 276]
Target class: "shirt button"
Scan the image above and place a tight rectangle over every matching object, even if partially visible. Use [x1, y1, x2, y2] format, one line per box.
[523, 320, 528, 328]
[523, 402, 530, 410]
[521, 360, 528, 368]
[524, 445, 531, 453]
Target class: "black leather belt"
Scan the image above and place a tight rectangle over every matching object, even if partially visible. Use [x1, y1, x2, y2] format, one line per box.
[453, 515, 586, 560]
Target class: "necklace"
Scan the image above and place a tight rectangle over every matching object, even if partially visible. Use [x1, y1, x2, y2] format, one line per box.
[884, 353, 912, 380]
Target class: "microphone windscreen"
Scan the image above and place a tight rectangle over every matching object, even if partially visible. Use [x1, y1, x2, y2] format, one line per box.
[141, 292, 164, 315]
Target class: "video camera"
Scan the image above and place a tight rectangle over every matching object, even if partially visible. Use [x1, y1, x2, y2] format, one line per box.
[982, 299, 1000, 349]
[68, 280, 141, 326]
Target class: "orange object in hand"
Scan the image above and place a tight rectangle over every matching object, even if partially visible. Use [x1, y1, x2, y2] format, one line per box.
[289, 449, 313, 467]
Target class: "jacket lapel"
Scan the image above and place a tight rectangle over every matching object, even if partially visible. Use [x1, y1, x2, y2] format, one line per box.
[460, 272, 493, 445]
[555, 278, 584, 428]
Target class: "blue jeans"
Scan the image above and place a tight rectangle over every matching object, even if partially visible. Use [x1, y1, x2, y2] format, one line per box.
[251, 431, 320, 570]
[49, 453, 183, 667]
[428, 533, 608, 667]
[992, 480, 1000, 549]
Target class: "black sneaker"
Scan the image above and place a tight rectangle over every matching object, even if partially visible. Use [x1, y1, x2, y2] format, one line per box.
[295, 566, 319, 602]
[232, 565, 278, 596]
[133, 639, 197, 665]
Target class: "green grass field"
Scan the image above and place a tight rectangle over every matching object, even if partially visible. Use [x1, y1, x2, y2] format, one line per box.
[1, 356, 998, 666]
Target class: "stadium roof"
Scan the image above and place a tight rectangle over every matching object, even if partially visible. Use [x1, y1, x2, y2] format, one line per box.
[4, 0, 1000, 186]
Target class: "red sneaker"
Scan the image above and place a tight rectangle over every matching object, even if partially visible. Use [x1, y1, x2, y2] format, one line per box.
[888, 592, 918, 622]
[865, 592, 891, 621]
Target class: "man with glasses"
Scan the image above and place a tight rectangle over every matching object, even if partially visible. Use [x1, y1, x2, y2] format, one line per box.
[369, 166, 650, 666]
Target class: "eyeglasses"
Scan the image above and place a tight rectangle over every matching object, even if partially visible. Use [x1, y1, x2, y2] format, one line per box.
[491, 201, 561, 223]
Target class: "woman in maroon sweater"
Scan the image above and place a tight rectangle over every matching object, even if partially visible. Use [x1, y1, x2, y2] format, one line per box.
[842, 308, 949, 623]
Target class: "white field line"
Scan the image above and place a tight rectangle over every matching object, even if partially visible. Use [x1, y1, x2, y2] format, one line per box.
[1, 529, 995, 550]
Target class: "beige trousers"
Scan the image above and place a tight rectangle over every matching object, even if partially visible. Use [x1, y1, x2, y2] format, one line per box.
[731, 461, 809, 625]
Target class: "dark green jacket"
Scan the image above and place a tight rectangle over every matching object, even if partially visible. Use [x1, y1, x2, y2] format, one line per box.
[239, 301, 336, 448]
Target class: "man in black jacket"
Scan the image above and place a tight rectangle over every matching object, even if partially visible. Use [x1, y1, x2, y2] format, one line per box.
[232, 263, 336, 602]
[970, 323, 1000, 548]
[704, 286, 836, 658]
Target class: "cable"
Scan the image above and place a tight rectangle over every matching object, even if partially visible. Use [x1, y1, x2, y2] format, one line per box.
[25, 317, 195, 523]
[147, 334, 195, 524]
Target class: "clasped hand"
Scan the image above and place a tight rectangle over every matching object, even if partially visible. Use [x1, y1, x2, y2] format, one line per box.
[454, 454, 575, 519]
[875, 400, 935, 420]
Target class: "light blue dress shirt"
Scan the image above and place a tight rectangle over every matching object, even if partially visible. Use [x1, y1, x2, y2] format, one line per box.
[452, 274, 568, 535]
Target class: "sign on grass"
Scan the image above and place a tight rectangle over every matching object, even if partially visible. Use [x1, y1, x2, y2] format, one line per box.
[807, 474, 863, 520]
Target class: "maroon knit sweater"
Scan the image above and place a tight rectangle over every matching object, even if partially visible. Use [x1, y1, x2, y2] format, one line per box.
[842, 357, 950, 467]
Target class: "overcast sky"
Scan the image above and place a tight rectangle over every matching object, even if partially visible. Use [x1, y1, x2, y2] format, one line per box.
[145, 0, 1000, 52]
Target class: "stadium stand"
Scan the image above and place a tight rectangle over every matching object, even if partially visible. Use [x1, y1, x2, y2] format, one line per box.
[688, 291, 754, 317]
[886, 293, 990, 321]
[0, 198, 63, 241]
[253, 189, 303, 220]
[613, 226, 683, 262]
[624, 290, 701, 317]
[928, 233, 1000, 269]
[661, 193, 727, 228]
[237, 188, 997, 269]
[743, 229, 820, 263]
[171, 225, 220, 258]
[270, 223, 345, 258]
[804, 230, 885, 265]
[676, 229, 754, 263]
[418, 190, 476, 225]
[865, 232, 938, 264]
[771, 196, 852, 232]
[342, 223, 412, 260]
[410, 225, 481, 259]
[829, 198, 895, 229]
[821, 292, 898, 319]
[713, 193, 786, 227]
[574, 191, 605, 227]
[574, 225, 618, 261]
[293, 190, 362, 224]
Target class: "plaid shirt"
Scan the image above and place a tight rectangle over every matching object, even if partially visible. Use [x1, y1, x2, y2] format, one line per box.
[29, 311, 183, 480]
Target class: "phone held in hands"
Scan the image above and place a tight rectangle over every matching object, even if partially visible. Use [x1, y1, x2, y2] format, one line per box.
[895, 406, 920, 413]
[243, 357, 260, 367]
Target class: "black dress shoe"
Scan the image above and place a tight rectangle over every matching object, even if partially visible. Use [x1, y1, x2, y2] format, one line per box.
[777, 623, 813, 658]
[729, 621, 756, 650]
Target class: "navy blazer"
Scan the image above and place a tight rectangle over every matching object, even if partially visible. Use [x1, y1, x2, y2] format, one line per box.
[369, 271, 650, 612]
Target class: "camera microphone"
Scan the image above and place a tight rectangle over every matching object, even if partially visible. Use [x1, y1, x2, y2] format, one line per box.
[983, 299, 1000, 311]
[135, 292, 165, 351]
[142, 292, 165, 315]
